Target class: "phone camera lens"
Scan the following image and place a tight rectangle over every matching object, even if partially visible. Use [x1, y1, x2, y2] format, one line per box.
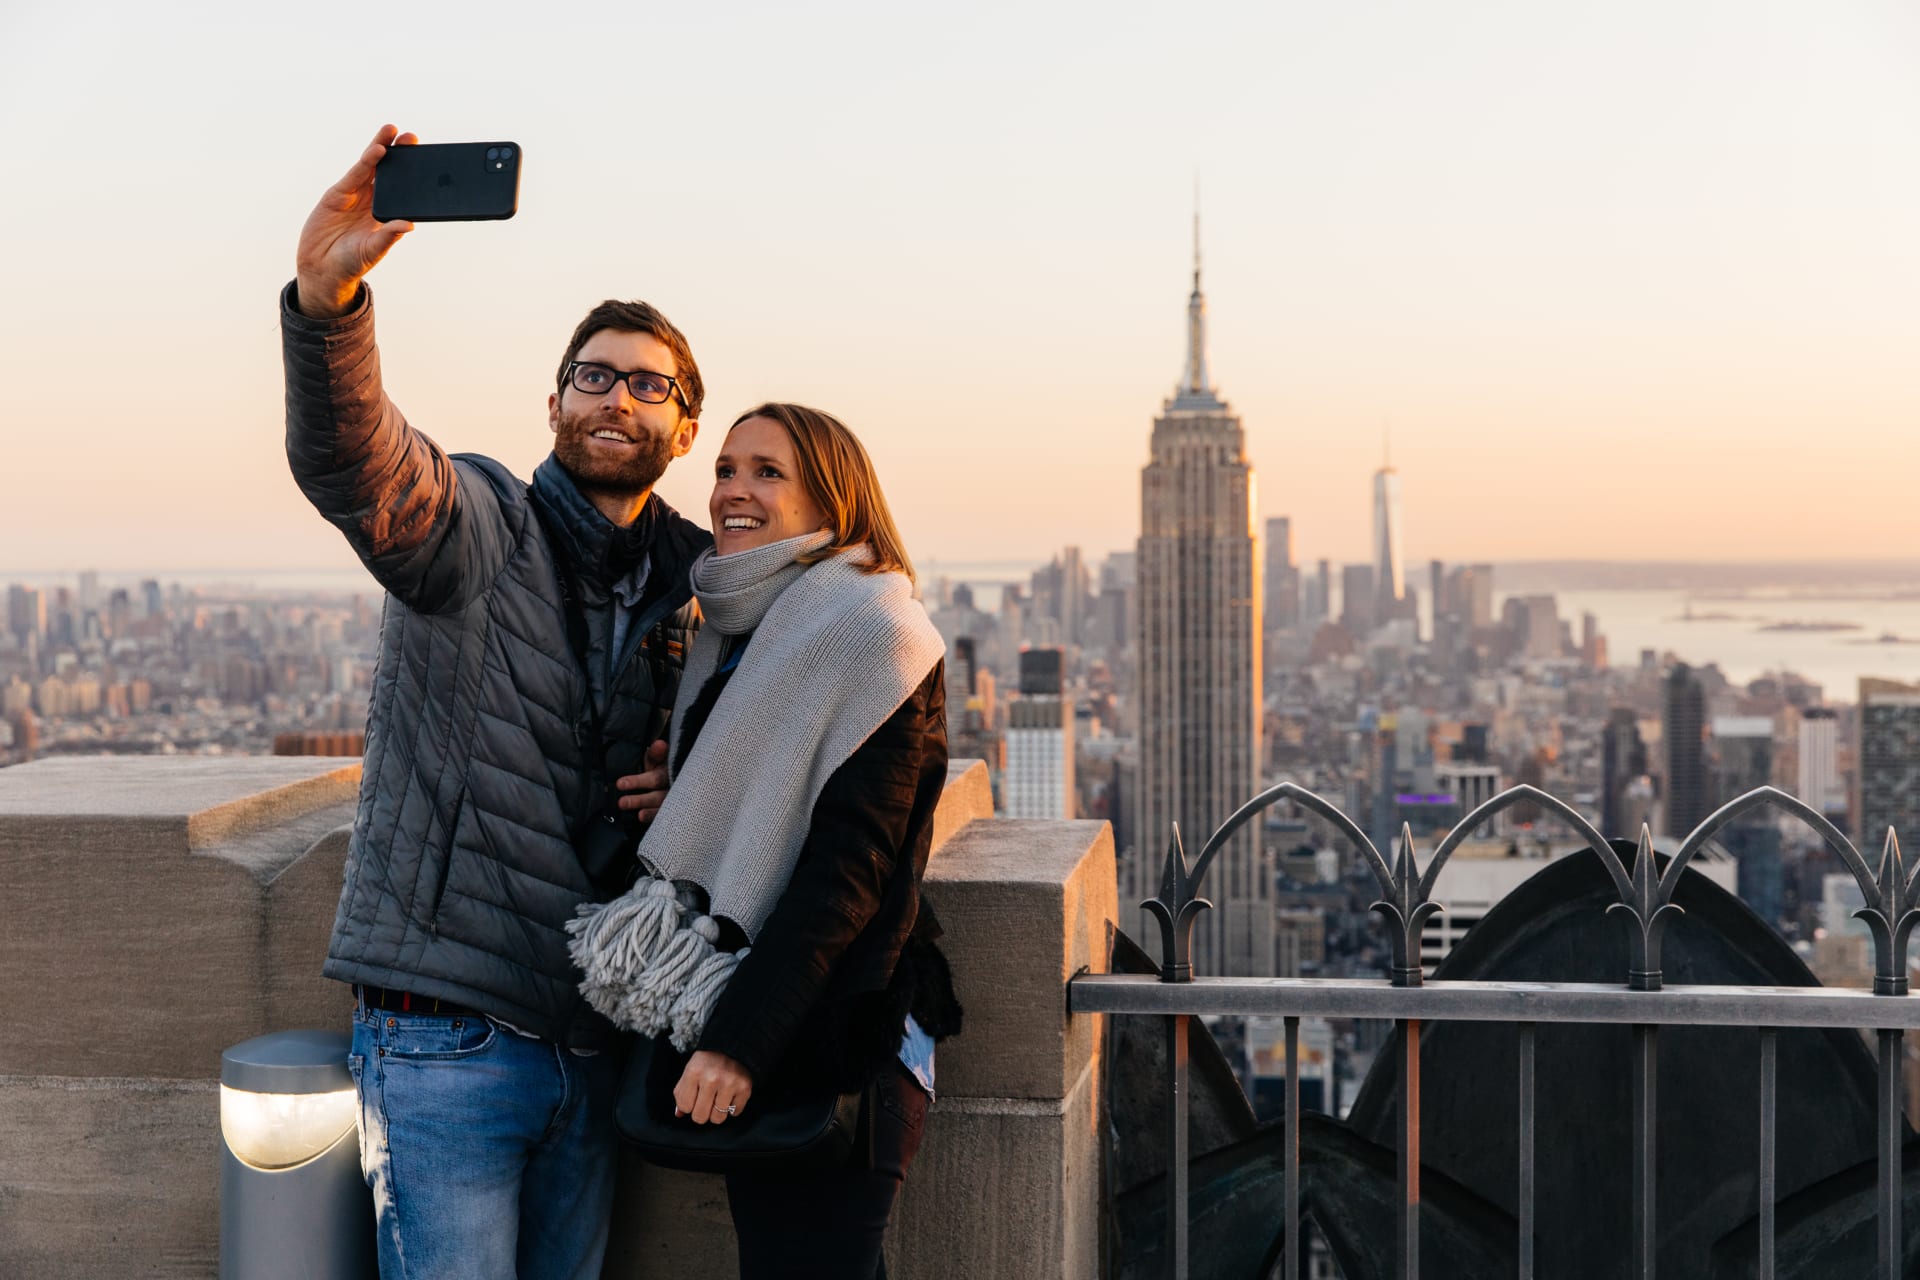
[486, 147, 501, 161]
[499, 146, 514, 160]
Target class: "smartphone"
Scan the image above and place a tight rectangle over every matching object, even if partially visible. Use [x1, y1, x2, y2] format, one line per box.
[371, 142, 521, 223]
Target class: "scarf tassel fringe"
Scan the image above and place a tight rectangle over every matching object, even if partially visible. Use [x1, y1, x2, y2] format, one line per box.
[567, 876, 741, 1050]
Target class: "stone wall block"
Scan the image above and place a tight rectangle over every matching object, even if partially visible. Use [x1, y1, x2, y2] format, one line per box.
[602, 1158, 737, 1278]
[0, 1075, 219, 1279]
[0, 757, 360, 1079]
[923, 817, 1117, 1101]
[263, 824, 358, 1032]
[930, 759, 995, 853]
[887, 1062, 1103, 1278]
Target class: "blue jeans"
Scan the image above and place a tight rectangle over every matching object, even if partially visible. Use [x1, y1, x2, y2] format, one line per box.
[348, 1002, 622, 1280]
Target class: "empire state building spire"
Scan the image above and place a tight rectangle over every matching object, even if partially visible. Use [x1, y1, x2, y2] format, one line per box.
[1172, 201, 1225, 411]
[1135, 199, 1265, 978]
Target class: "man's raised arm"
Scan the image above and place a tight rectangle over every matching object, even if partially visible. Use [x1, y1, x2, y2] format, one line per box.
[282, 125, 506, 614]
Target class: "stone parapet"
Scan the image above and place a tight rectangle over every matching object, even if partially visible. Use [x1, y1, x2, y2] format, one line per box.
[0, 756, 360, 1083]
[0, 756, 362, 1278]
[0, 755, 1118, 1279]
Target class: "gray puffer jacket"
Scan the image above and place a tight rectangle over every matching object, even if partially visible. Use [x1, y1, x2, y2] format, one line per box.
[281, 283, 710, 1046]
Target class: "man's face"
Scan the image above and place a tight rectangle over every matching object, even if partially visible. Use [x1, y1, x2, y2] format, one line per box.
[547, 329, 699, 497]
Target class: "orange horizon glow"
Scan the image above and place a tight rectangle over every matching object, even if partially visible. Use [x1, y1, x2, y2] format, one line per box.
[2, 4, 1916, 573]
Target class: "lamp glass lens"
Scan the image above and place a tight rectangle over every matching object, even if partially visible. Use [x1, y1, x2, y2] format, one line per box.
[219, 1085, 357, 1171]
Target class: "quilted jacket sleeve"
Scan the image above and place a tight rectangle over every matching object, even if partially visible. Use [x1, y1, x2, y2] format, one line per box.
[281, 282, 508, 614]
[696, 667, 944, 1083]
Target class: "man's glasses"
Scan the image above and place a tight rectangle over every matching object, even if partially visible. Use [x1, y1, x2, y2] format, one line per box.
[566, 361, 688, 411]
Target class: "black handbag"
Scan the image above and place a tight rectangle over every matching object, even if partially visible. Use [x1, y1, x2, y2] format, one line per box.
[614, 1034, 868, 1174]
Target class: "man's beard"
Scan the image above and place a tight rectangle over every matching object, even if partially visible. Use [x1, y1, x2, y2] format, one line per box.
[552, 407, 674, 501]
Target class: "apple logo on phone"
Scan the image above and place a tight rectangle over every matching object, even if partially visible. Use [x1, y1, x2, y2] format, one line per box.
[437, 173, 454, 188]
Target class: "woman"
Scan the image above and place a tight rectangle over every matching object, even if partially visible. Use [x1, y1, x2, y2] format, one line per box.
[570, 402, 961, 1279]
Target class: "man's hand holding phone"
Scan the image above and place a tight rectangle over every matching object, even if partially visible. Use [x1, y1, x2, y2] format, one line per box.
[295, 125, 418, 320]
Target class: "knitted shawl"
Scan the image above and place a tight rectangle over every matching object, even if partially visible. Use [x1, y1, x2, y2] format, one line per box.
[567, 532, 945, 1049]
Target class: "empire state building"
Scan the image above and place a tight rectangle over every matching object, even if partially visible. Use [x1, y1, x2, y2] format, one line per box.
[1132, 223, 1271, 978]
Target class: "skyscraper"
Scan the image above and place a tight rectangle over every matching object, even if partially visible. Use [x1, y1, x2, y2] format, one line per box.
[1859, 678, 1920, 850]
[1665, 664, 1709, 836]
[1340, 564, 1377, 637]
[1601, 708, 1649, 836]
[1263, 517, 1300, 632]
[1308, 559, 1332, 625]
[1713, 716, 1784, 927]
[1005, 648, 1074, 819]
[1027, 547, 1090, 649]
[1470, 566, 1494, 628]
[1798, 707, 1845, 817]
[1134, 217, 1269, 978]
[1713, 717, 1775, 802]
[6, 586, 45, 648]
[1372, 465, 1404, 623]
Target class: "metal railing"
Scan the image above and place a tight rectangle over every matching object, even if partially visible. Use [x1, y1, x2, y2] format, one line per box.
[1067, 783, 1920, 1279]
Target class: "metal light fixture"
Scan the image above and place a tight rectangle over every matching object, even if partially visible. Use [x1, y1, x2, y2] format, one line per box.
[219, 1029, 375, 1279]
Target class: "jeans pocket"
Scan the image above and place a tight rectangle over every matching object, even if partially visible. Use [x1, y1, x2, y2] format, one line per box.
[374, 1013, 498, 1061]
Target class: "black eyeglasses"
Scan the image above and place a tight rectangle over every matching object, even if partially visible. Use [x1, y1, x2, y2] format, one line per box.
[566, 361, 688, 411]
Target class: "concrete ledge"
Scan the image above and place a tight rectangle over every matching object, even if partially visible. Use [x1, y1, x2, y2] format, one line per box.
[0, 755, 360, 848]
[930, 758, 994, 854]
[0, 756, 360, 1079]
[925, 818, 1117, 1101]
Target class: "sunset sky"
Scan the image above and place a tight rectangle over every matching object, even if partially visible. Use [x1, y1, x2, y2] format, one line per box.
[2, 1, 1916, 573]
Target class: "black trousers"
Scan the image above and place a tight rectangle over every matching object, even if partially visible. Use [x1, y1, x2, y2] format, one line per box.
[725, 1063, 931, 1280]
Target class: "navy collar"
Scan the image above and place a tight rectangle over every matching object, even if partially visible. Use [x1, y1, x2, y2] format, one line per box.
[530, 454, 660, 588]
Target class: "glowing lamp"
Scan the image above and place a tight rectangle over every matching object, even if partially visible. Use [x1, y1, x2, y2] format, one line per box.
[218, 1030, 375, 1279]
[220, 1082, 356, 1170]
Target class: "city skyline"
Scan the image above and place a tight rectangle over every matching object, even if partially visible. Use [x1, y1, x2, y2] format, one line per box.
[4, 4, 1919, 571]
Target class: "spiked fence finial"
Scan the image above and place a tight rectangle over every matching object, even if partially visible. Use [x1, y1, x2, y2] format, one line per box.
[1142, 823, 1212, 982]
[1369, 822, 1445, 987]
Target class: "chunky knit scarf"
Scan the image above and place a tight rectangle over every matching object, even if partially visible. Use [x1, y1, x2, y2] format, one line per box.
[567, 531, 945, 1049]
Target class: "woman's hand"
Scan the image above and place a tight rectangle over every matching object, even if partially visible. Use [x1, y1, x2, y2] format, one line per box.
[673, 1050, 752, 1124]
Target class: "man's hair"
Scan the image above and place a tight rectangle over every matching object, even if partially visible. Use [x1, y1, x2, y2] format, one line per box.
[729, 403, 914, 581]
[555, 300, 704, 420]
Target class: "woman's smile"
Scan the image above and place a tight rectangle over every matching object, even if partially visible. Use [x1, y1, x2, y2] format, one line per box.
[710, 416, 827, 554]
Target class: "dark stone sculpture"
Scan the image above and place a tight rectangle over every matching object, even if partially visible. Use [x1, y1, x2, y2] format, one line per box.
[1114, 1113, 1516, 1279]
[1345, 842, 1897, 1277]
[1105, 926, 1256, 1199]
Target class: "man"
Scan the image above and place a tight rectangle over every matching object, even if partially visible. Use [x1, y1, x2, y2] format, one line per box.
[282, 125, 709, 1279]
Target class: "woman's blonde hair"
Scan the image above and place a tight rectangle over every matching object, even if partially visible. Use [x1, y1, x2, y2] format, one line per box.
[728, 403, 914, 580]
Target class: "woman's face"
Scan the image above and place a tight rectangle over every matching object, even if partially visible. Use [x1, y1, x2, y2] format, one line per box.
[709, 416, 829, 555]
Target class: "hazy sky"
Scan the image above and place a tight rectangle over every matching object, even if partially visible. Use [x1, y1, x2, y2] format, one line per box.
[2, 1, 1917, 574]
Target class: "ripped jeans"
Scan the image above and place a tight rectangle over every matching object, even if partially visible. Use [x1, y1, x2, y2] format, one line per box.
[348, 1001, 622, 1280]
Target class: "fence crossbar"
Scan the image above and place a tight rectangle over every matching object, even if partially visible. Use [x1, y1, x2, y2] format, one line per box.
[1069, 975, 1920, 1029]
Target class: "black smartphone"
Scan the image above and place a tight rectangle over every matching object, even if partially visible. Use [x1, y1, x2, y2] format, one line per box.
[371, 142, 521, 223]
